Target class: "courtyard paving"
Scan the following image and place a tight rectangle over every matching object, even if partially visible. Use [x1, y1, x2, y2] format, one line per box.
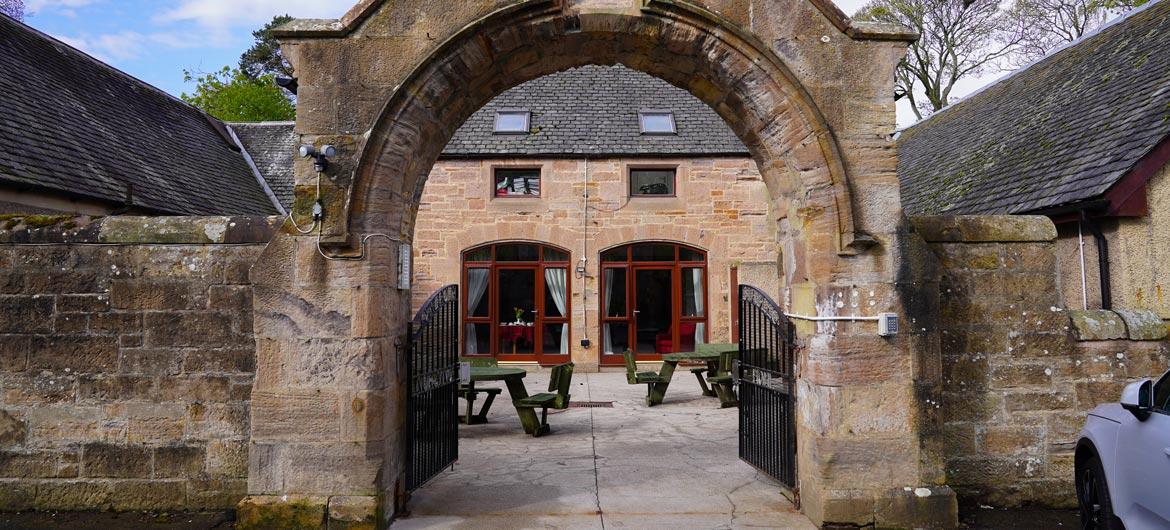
[391, 370, 815, 530]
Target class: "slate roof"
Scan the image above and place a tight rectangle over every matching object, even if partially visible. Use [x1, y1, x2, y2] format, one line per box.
[897, 0, 1170, 216]
[441, 65, 749, 158]
[0, 14, 277, 216]
[231, 122, 296, 211]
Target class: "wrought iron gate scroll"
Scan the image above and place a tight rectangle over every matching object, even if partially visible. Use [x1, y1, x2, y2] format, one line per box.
[405, 284, 460, 491]
[737, 285, 797, 489]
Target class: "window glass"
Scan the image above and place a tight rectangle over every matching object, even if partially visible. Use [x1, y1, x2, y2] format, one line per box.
[466, 268, 490, 317]
[465, 247, 492, 262]
[544, 268, 568, 318]
[495, 243, 540, 261]
[679, 247, 705, 262]
[465, 323, 491, 355]
[1155, 372, 1170, 413]
[495, 168, 541, 197]
[639, 111, 676, 134]
[682, 268, 705, 317]
[604, 322, 629, 355]
[631, 244, 675, 261]
[603, 268, 627, 317]
[543, 324, 568, 355]
[602, 247, 628, 262]
[494, 110, 530, 134]
[543, 248, 569, 262]
[630, 169, 676, 196]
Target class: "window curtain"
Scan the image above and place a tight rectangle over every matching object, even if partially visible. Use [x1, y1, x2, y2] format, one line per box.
[603, 268, 614, 354]
[544, 268, 569, 354]
[465, 269, 489, 354]
[691, 268, 705, 345]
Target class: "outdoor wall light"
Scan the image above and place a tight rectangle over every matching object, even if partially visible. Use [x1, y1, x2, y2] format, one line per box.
[299, 144, 337, 173]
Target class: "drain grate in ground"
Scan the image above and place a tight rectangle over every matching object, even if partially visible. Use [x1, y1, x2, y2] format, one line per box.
[568, 401, 614, 408]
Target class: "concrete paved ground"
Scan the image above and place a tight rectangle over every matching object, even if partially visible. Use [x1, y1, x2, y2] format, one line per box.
[392, 371, 815, 530]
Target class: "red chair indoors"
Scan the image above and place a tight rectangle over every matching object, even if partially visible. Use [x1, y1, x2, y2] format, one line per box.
[655, 322, 696, 353]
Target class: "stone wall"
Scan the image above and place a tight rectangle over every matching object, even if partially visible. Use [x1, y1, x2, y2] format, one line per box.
[1055, 163, 1170, 319]
[412, 156, 777, 368]
[0, 215, 277, 511]
[914, 215, 1170, 508]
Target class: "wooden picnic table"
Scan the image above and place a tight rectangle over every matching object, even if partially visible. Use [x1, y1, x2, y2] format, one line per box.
[650, 343, 738, 405]
[464, 366, 543, 435]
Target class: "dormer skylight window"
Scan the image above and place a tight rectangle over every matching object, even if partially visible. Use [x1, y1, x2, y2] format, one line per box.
[494, 110, 531, 134]
[639, 110, 676, 135]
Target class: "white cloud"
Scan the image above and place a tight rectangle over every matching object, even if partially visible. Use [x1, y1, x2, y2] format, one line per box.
[57, 31, 146, 62]
[155, 0, 353, 28]
[26, 0, 97, 14]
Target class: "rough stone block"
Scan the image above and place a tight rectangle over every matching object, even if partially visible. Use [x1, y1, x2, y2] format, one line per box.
[0, 450, 58, 477]
[186, 478, 248, 509]
[874, 486, 959, 530]
[0, 335, 30, 372]
[0, 410, 27, 447]
[236, 495, 327, 530]
[328, 495, 378, 530]
[1113, 309, 1168, 340]
[83, 443, 152, 478]
[144, 312, 242, 348]
[155, 445, 207, 478]
[1068, 310, 1127, 341]
[108, 479, 186, 510]
[34, 480, 113, 510]
[110, 281, 197, 310]
[28, 335, 119, 372]
[0, 479, 36, 510]
[0, 295, 54, 333]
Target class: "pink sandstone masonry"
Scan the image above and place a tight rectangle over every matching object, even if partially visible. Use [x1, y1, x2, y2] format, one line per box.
[411, 157, 778, 368]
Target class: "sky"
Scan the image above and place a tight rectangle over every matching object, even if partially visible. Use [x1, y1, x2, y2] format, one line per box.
[19, 0, 985, 128]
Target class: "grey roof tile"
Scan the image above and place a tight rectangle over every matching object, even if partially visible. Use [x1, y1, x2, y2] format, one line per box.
[231, 122, 296, 210]
[898, 0, 1170, 216]
[0, 14, 277, 216]
[441, 65, 748, 158]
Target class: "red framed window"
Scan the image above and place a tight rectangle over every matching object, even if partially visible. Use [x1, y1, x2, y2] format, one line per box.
[462, 242, 571, 364]
[599, 242, 708, 365]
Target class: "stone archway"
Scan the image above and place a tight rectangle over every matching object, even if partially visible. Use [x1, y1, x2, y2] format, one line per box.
[247, 1, 955, 528]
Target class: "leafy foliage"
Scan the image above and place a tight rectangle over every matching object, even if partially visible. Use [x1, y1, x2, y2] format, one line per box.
[181, 67, 295, 122]
[239, 14, 294, 79]
[1, 0, 25, 21]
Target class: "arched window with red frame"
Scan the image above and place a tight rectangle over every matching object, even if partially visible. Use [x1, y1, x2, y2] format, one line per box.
[599, 242, 708, 365]
[462, 242, 571, 364]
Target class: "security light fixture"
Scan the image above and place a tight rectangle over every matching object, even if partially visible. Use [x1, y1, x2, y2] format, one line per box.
[639, 110, 676, 135]
[494, 110, 531, 134]
[299, 144, 337, 173]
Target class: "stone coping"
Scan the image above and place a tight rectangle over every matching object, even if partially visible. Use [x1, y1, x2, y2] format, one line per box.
[0, 215, 281, 245]
[1069, 308, 1169, 341]
[911, 215, 1057, 243]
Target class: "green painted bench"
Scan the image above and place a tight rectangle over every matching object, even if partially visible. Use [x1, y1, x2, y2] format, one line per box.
[706, 349, 740, 408]
[459, 357, 503, 424]
[514, 362, 574, 437]
[623, 350, 671, 406]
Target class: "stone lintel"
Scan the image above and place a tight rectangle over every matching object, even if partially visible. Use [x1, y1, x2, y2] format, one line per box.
[1069, 310, 1128, 341]
[911, 215, 1057, 243]
[1113, 309, 1170, 341]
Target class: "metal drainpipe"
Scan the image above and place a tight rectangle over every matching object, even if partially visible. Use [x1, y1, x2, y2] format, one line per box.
[1080, 209, 1113, 310]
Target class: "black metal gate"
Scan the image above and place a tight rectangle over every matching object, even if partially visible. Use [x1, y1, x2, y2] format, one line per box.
[405, 284, 460, 491]
[736, 285, 797, 489]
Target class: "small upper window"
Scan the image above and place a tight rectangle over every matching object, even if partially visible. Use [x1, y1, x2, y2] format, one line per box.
[494, 110, 531, 134]
[639, 110, 676, 135]
[495, 168, 541, 197]
[630, 168, 676, 197]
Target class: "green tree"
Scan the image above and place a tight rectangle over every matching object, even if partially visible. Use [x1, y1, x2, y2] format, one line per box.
[240, 14, 294, 79]
[181, 67, 295, 122]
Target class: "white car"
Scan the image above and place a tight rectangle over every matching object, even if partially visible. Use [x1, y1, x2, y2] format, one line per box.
[1077, 368, 1170, 529]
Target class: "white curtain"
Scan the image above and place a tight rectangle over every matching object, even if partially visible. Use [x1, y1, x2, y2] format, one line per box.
[465, 269, 489, 354]
[691, 268, 705, 346]
[603, 269, 614, 354]
[545, 268, 569, 354]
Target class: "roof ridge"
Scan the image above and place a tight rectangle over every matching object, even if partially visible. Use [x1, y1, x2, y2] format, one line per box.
[901, 0, 1166, 133]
